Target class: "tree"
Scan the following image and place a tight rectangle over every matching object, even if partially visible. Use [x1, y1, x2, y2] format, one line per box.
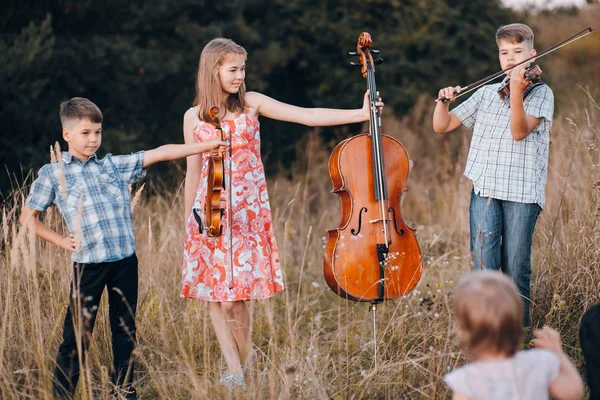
[0, 0, 517, 196]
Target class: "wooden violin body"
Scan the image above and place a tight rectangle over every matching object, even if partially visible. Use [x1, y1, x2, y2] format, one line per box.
[498, 64, 543, 99]
[324, 134, 422, 302]
[205, 106, 225, 237]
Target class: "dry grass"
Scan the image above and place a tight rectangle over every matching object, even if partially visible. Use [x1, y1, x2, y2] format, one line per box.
[1, 87, 598, 399]
[2, 6, 600, 397]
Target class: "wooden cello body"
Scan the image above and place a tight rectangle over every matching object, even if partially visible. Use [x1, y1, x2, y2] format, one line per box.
[323, 33, 422, 303]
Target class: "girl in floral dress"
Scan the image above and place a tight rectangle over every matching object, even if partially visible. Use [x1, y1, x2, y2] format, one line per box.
[181, 37, 381, 387]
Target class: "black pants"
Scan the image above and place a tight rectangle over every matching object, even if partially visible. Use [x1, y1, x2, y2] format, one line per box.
[53, 254, 138, 399]
[580, 302, 600, 400]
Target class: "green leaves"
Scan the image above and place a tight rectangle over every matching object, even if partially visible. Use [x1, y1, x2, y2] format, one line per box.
[0, 0, 517, 196]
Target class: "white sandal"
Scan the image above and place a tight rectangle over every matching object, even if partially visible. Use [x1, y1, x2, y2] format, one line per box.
[218, 370, 245, 389]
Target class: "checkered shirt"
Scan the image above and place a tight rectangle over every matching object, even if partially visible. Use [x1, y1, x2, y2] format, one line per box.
[26, 151, 146, 263]
[452, 81, 554, 208]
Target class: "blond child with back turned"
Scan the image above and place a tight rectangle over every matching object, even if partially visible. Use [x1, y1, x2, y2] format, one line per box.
[445, 271, 584, 400]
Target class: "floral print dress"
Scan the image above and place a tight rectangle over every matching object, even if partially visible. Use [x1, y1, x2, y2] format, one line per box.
[181, 110, 284, 302]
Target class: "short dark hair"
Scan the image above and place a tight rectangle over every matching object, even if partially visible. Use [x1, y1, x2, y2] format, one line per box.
[59, 97, 103, 127]
[453, 271, 523, 360]
[496, 23, 534, 49]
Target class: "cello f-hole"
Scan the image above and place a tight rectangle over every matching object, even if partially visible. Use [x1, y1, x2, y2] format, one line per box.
[388, 207, 405, 236]
[351, 207, 368, 235]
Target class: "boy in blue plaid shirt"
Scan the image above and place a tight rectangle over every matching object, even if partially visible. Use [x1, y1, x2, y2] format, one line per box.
[19, 97, 227, 399]
[432, 24, 554, 326]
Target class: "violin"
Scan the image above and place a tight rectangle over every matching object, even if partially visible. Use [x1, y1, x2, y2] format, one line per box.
[323, 33, 422, 305]
[498, 64, 542, 99]
[436, 27, 592, 104]
[202, 106, 235, 289]
[205, 106, 226, 237]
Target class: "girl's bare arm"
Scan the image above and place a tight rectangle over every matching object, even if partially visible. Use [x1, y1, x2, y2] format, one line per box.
[246, 91, 379, 127]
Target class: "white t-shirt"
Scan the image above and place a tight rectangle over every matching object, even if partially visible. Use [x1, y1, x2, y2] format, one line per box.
[444, 349, 560, 400]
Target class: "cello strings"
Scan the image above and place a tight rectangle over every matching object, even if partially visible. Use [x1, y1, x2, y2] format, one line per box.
[369, 70, 388, 244]
[368, 67, 390, 248]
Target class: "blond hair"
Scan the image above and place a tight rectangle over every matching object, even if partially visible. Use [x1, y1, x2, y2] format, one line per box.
[194, 38, 247, 122]
[453, 271, 523, 360]
[496, 23, 535, 49]
[59, 97, 103, 127]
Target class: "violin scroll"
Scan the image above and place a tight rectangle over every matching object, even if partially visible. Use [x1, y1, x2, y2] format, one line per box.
[208, 106, 224, 148]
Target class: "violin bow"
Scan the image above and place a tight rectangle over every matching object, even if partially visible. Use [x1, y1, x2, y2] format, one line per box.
[436, 27, 593, 103]
[226, 120, 234, 290]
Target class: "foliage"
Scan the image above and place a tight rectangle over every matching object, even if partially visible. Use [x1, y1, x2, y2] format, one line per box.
[1, 0, 515, 196]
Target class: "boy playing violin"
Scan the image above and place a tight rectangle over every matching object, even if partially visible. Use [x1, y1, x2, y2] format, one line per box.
[432, 23, 554, 326]
[19, 97, 227, 398]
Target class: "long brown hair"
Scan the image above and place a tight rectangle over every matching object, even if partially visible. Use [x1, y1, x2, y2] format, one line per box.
[193, 38, 247, 122]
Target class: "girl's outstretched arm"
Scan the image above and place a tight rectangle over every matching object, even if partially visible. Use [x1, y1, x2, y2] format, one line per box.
[247, 91, 381, 127]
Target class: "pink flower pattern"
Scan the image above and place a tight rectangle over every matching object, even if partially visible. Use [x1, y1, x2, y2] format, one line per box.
[181, 112, 284, 301]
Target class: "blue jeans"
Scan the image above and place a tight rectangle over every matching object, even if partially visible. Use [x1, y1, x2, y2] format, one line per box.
[469, 190, 541, 326]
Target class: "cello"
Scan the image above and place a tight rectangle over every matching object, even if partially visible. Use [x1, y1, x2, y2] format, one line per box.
[323, 33, 422, 305]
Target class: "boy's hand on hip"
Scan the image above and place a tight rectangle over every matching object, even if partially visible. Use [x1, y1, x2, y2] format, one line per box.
[59, 234, 78, 252]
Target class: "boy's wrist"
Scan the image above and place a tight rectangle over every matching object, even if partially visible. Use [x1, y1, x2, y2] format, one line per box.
[510, 94, 524, 105]
[436, 101, 450, 110]
[509, 81, 526, 98]
[199, 142, 211, 151]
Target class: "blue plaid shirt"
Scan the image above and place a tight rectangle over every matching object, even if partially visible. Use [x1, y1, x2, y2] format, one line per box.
[26, 151, 146, 263]
[452, 81, 554, 208]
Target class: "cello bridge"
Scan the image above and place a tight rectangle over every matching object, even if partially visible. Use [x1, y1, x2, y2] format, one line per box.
[369, 218, 391, 224]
